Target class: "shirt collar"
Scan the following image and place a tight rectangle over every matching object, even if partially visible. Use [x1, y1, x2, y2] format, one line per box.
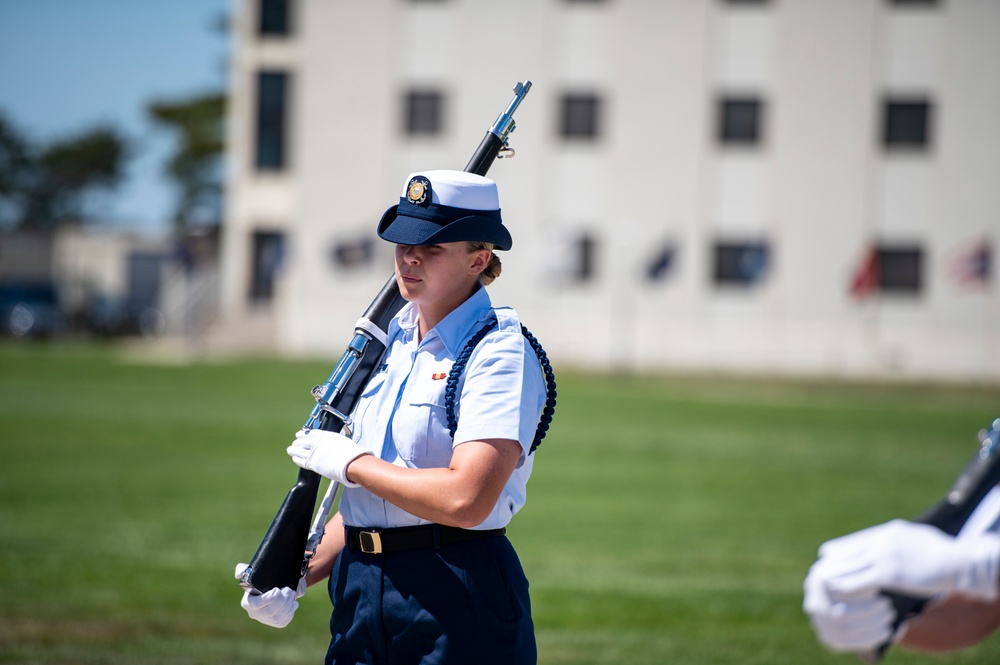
[396, 284, 494, 357]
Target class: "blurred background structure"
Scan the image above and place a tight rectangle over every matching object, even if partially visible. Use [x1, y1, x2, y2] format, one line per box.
[217, 0, 999, 382]
[0, 0, 228, 341]
[1, 0, 998, 382]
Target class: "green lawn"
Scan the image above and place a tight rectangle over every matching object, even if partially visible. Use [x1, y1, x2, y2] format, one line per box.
[1, 340, 999, 664]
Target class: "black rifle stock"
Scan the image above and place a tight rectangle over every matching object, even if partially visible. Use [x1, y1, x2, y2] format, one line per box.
[239, 80, 533, 595]
[857, 418, 1000, 663]
[238, 279, 406, 594]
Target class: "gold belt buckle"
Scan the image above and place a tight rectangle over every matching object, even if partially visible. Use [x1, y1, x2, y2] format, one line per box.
[359, 530, 382, 554]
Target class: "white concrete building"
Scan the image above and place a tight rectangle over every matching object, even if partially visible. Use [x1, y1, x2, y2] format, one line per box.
[218, 0, 1000, 382]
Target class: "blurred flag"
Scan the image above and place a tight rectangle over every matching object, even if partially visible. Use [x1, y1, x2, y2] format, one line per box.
[849, 246, 879, 299]
[646, 244, 676, 282]
[948, 238, 992, 288]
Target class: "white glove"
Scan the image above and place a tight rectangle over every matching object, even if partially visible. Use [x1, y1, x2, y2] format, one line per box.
[287, 428, 371, 488]
[234, 563, 307, 628]
[817, 519, 1000, 601]
[804, 558, 904, 651]
[802, 519, 1000, 652]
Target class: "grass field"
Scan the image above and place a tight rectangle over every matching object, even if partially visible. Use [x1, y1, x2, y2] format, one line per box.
[1, 339, 999, 664]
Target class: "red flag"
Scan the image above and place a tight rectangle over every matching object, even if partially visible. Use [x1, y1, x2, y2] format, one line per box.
[850, 247, 879, 299]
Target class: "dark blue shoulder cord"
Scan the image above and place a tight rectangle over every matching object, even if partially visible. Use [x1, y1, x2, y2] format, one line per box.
[444, 320, 557, 454]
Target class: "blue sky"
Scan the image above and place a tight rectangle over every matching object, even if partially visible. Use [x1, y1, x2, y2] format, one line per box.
[0, 0, 231, 233]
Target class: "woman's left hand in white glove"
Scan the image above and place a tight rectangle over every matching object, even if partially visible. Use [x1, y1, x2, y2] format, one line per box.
[234, 563, 307, 628]
[286, 428, 371, 487]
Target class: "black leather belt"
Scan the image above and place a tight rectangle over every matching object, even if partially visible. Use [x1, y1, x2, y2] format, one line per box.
[345, 524, 506, 555]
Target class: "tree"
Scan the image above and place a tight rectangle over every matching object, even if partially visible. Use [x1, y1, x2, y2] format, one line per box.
[0, 114, 38, 230]
[0, 112, 128, 231]
[36, 127, 126, 225]
[0, 115, 33, 196]
[147, 93, 225, 233]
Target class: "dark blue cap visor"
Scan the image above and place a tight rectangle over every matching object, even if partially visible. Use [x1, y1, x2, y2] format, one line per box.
[377, 199, 512, 250]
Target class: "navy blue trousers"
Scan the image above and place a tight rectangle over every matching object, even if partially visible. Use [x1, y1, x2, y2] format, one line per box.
[325, 533, 536, 665]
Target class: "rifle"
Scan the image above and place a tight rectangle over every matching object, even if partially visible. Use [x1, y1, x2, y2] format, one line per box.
[857, 418, 1000, 663]
[239, 80, 533, 595]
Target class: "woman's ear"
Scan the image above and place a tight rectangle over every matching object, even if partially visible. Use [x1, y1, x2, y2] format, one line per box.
[468, 248, 490, 276]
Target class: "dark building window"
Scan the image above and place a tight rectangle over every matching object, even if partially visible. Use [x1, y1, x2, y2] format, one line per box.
[255, 71, 289, 170]
[330, 236, 375, 270]
[850, 244, 925, 297]
[404, 89, 445, 136]
[559, 93, 603, 140]
[250, 231, 285, 304]
[548, 231, 598, 284]
[259, 0, 291, 35]
[718, 96, 764, 145]
[878, 246, 923, 293]
[574, 232, 597, 280]
[882, 98, 932, 150]
[888, 0, 939, 7]
[713, 241, 770, 287]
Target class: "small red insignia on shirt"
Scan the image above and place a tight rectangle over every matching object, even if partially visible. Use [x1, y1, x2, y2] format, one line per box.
[431, 373, 447, 380]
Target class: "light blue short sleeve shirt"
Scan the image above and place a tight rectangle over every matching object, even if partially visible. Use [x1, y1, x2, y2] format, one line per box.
[339, 285, 546, 530]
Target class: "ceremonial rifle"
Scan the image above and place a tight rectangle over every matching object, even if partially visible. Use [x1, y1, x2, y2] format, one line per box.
[239, 80, 533, 596]
[858, 418, 1000, 663]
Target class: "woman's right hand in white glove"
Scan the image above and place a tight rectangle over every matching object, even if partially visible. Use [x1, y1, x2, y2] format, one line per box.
[287, 428, 372, 488]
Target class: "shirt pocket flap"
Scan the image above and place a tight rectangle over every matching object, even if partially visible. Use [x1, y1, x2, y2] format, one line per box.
[407, 380, 449, 408]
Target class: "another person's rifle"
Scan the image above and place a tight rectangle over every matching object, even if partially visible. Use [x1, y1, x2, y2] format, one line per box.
[239, 80, 533, 596]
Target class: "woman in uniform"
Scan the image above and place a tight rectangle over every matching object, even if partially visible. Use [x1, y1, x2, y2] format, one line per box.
[239, 169, 554, 665]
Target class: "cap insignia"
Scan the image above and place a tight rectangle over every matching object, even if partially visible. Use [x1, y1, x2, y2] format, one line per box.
[406, 176, 431, 205]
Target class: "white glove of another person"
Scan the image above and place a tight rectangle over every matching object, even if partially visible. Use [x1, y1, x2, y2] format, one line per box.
[234, 563, 306, 628]
[287, 428, 371, 488]
[803, 519, 1000, 652]
[805, 591, 900, 652]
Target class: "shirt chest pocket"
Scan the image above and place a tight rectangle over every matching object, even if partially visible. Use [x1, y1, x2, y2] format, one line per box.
[392, 380, 455, 466]
[350, 371, 388, 443]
